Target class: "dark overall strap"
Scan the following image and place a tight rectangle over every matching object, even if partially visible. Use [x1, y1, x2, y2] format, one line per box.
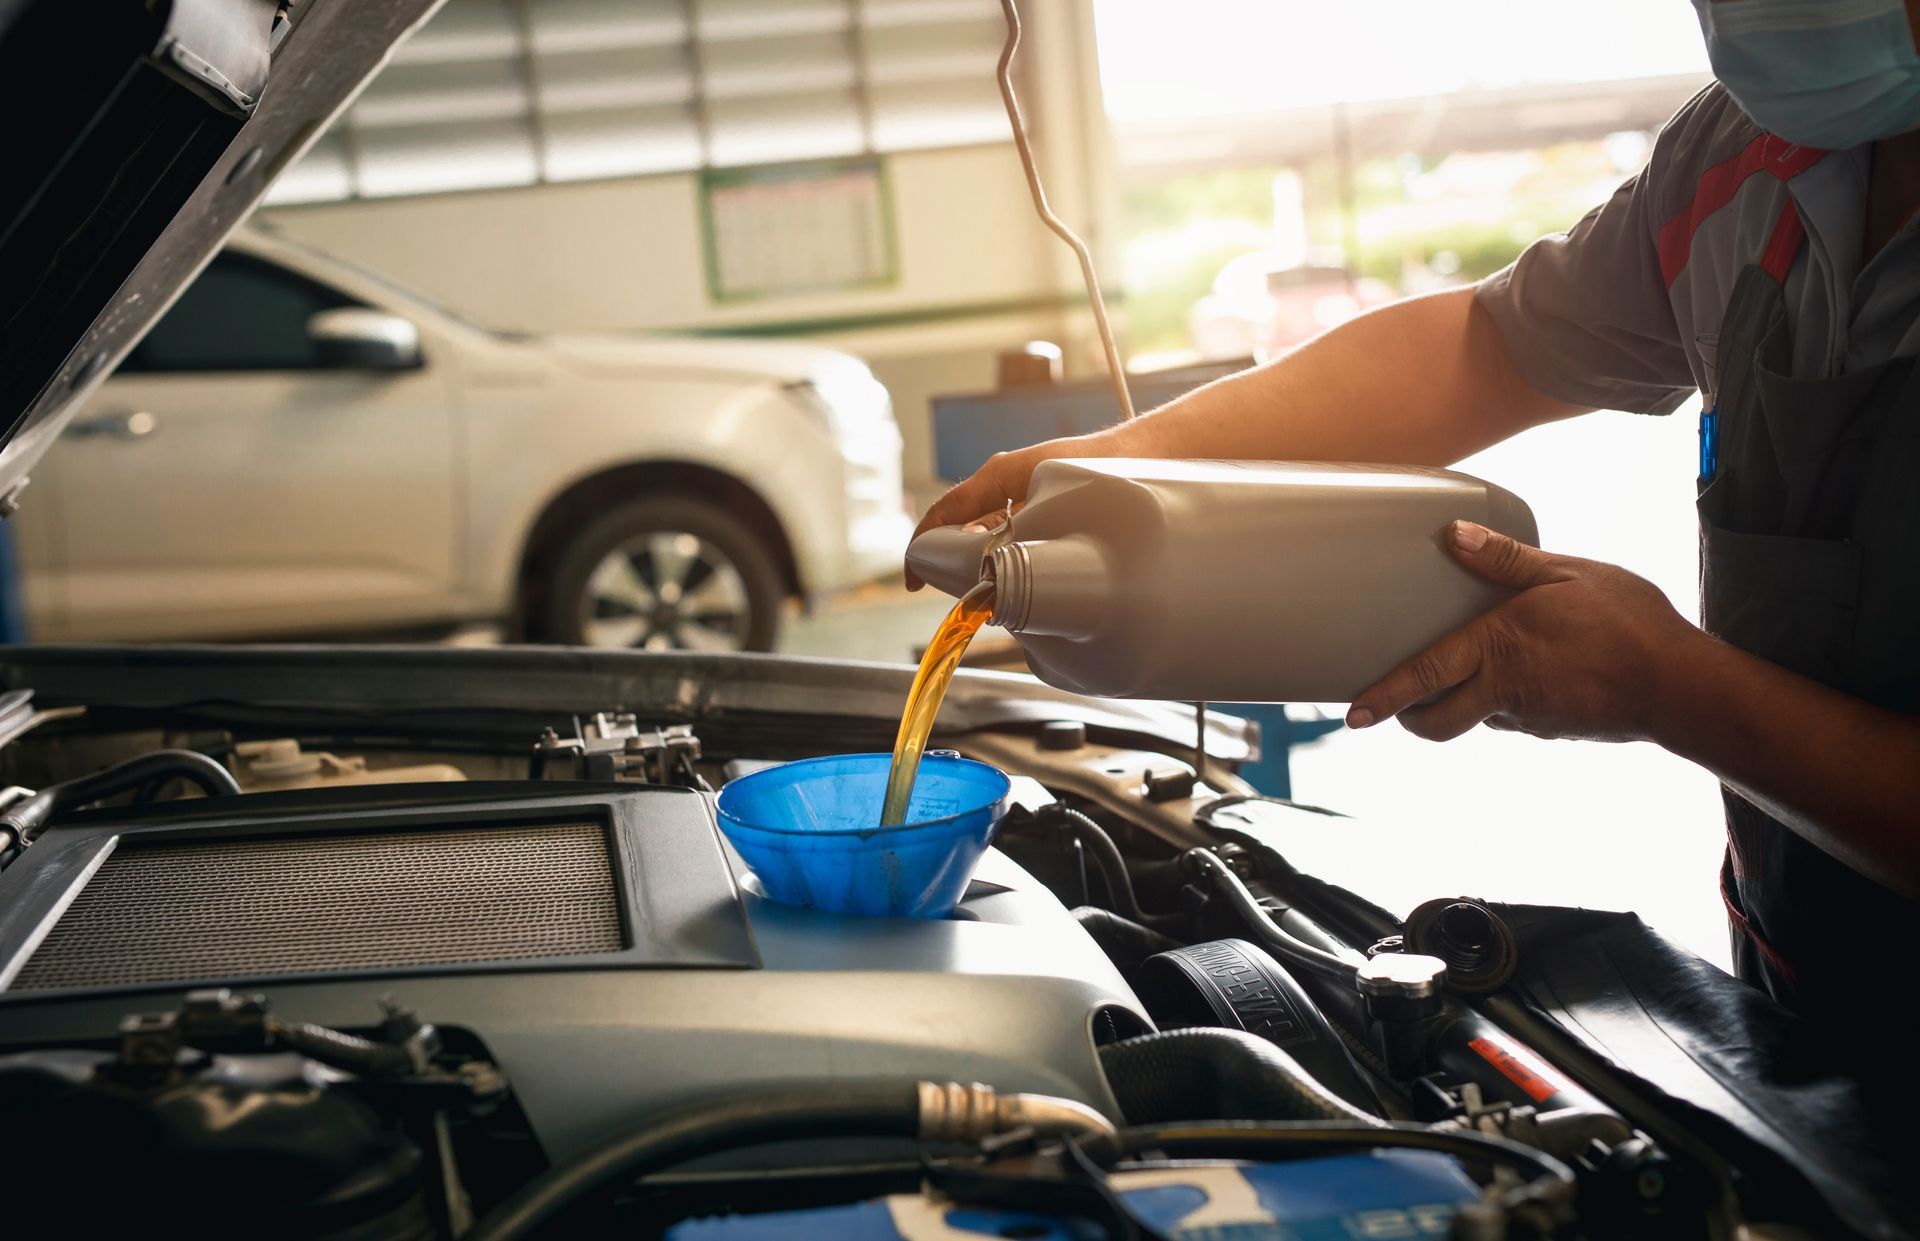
[1713, 198, 1809, 987]
[1701, 184, 1920, 1025]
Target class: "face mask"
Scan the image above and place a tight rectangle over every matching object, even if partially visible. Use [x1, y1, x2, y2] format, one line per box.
[1693, 0, 1920, 149]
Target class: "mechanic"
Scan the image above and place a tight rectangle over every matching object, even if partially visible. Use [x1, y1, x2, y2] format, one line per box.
[912, 0, 1920, 1031]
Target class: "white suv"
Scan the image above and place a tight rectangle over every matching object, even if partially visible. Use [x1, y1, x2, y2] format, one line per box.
[14, 226, 912, 651]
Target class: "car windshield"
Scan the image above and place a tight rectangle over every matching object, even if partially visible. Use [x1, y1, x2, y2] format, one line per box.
[258, 227, 529, 341]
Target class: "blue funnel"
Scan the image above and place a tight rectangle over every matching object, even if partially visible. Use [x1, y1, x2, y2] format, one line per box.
[715, 753, 1012, 918]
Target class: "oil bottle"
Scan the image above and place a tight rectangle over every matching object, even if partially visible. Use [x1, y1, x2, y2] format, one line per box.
[906, 458, 1538, 703]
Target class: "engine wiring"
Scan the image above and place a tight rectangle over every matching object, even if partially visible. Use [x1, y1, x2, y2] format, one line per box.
[0, 748, 241, 862]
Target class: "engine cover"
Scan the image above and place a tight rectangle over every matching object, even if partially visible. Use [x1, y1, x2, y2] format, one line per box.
[0, 783, 1145, 1160]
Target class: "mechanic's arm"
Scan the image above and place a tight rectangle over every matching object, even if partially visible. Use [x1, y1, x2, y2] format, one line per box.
[1348, 522, 1920, 900]
[910, 286, 1588, 555]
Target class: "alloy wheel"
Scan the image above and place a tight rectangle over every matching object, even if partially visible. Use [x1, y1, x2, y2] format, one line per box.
[578, 530, 752, 651]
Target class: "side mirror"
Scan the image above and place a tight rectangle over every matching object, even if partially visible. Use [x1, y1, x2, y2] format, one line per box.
[307, 308, 422, 371]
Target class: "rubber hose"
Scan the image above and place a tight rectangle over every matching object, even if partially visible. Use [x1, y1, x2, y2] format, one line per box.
[466, 1081, 922, 1241]
[1185, 849, 1357, 983]
[269, 1020, 417, 1079]
[1099, 1028, 1383, 1127]
[1073, 906, 1180, 971]
[1, 749, 241, 847]
[1038, 804, 1151, 923]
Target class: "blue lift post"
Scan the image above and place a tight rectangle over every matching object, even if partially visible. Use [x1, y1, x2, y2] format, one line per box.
[931, 359, 1250, 482]
[1226, 705, 1345, 799]
[931, 357, 1345, 798]
[0, 519, 26, 644]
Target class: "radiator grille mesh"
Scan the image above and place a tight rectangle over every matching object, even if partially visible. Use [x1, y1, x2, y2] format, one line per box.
[10, 823, 624, 992]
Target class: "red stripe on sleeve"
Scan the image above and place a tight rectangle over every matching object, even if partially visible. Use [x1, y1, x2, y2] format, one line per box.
[1657, 134, 1825, 287]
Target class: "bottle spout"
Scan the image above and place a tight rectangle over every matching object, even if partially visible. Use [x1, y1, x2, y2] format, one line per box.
[905, 524, 1001, 599]
[904, 504, 1017, 599]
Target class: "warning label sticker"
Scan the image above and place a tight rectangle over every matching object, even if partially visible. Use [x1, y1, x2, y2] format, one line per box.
[1467, 1034, 1561, 1104]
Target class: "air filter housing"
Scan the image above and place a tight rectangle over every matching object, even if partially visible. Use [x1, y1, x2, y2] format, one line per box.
[11, 824, 622, 992]
[0, 785, 758, 995]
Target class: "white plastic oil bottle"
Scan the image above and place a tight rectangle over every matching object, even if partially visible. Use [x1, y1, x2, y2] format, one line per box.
[905, 458, 1538, 703]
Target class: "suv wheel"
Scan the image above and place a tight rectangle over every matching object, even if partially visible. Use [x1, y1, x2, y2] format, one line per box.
[533, 497, 784, 652]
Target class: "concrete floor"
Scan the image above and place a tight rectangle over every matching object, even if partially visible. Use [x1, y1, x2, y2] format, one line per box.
[446, 578, 956, 663]
[780, 576, 955, 664]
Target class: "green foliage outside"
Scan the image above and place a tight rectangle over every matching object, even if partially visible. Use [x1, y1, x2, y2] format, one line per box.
[1120, 146, 1621, 357]
[1352, 221, 1553, 284]
[1123, 239, 1257, 360]
[1124, 168, 1280, 233]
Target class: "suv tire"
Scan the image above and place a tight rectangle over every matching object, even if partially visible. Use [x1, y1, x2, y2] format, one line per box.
[532, 496, 784, 652]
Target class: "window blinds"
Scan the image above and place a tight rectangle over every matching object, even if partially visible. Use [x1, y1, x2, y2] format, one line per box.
[267, 0, 1008, 205]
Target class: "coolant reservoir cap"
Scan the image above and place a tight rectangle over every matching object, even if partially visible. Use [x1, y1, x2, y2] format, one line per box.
[1355, 952, 1448, 1000]
[235, 738, 323, 779]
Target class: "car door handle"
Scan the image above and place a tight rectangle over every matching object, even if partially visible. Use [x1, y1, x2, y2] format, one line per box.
[63, 411, 158, 440]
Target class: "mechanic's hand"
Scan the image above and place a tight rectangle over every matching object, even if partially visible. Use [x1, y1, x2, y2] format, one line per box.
[906, 432, 1115, 589]
[1345, 521, 1695, 742]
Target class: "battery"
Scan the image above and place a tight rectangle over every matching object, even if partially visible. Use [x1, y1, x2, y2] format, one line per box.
[667, 1149, 1479, 1240]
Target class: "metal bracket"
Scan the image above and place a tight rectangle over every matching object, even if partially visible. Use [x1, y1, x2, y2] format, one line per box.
[531, 713, 703, 785]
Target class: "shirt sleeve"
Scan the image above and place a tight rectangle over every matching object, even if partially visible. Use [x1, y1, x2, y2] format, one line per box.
[1474, 93, 1712, 417]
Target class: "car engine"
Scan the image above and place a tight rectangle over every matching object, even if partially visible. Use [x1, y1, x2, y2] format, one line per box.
[0, 652, 1893, 1239]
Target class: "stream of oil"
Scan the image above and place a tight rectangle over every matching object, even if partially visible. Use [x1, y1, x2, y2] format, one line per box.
[879, 579, 996, 826]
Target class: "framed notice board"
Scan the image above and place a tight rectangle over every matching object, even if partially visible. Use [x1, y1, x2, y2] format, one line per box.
[699, 158, 898, 303]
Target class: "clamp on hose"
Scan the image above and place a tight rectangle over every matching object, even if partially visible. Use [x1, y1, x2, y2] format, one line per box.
[917, 1080, 1117, 1144]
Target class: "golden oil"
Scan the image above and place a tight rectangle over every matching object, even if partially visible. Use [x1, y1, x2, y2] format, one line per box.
[879, 579, 995, 826]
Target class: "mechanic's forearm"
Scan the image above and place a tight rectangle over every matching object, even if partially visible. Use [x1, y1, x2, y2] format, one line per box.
[1105, 286, 1588, 466]
[1650, 629, 1920, 899]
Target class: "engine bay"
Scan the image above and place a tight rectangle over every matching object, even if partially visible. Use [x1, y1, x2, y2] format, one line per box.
[0, 647, 1909, 1240]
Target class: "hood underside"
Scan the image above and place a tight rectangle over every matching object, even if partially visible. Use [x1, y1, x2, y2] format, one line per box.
[0, 643, 1258, 763]
[0, 0, 445, 505]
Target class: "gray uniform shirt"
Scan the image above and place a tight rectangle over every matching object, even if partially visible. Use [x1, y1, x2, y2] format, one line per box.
[1477, 83, 1920, 415]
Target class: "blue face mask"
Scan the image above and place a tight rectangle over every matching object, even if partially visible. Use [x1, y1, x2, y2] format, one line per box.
[1693, 0, 1920, 149]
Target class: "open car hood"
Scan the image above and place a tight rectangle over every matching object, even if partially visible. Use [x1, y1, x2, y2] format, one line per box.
[0, 0, 444, 507]
[0, 644, 1259, 764]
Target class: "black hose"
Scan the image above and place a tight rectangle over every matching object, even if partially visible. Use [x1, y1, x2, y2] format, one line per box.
[1038, 803, 1166, 926]
[1185, 849, 1358, 983]
[1130, 941, 1385, 1116]
[1099, 1028, 1381, 1127]
[1195, 799, 1402, 947]
[466, 1081, 922, 1241]
[0, 750, 241, 848]
[269, 1020, 417, 1078]
[1084, 1121, 1577, 1234]
[1073, 907, 1180, 971]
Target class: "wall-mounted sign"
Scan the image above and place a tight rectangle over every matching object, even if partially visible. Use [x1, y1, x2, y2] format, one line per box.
[700, 158, 897, 303]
